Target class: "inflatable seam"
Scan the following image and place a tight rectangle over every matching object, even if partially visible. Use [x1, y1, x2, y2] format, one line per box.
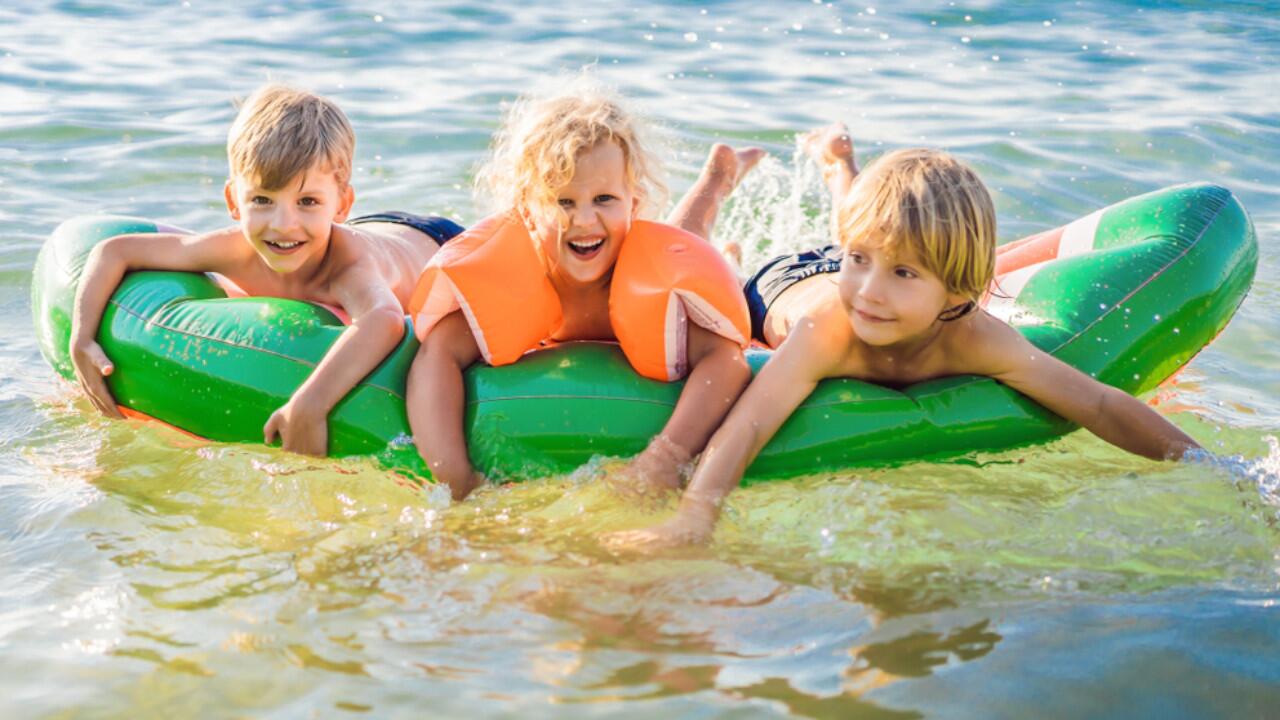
[106, 298, 404, 398]
[1046, 191, 1227, 356]
[468, 394, 677, 408]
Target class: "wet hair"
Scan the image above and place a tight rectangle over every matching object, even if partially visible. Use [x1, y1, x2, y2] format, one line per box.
[837, 148, 996, 305]
[474, 76, 667, 219]
[226, 84, 355, 190]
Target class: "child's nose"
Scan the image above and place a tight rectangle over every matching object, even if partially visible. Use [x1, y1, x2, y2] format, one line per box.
[858, 272, 887, 302]
[271, 205, 300, 232]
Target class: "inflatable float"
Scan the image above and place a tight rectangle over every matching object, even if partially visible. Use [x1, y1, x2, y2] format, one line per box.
[31, 183, 1256, 482]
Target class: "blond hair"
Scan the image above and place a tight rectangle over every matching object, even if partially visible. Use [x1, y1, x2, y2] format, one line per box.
[475, 78, 666, 219]
[837, 148, 995, 302]
[226, 84, 355, 190]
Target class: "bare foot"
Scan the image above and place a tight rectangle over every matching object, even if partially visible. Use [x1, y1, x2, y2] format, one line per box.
[695, 144, 766, 266]
[800, 122, 858, 198]
[704, 143, 767, 198]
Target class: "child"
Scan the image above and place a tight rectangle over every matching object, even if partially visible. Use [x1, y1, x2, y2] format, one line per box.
[405, 81, 762, 500]
[605, 123, 1201, 550]
[70, 84, 463, 455]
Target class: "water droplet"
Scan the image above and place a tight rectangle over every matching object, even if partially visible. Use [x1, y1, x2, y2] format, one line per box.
[684, 32, 698, 42]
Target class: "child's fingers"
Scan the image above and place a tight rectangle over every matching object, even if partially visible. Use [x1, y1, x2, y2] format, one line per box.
[601, 529, 663, 555]
[263, 413, 280, 445]
[79, 372, 123, 419]
[87, 345, 114, 377]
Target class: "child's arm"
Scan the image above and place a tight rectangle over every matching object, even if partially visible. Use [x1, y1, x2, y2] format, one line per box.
[973, 319, 1200, 460]
[618, 325, 752, 494]
[605, 318, 845, 550]
[405, 310, 485, 500]
[261, 262, 406, 456]
[70, 229, 244, 417]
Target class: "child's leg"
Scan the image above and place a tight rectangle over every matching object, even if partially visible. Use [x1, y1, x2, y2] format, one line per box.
[802, 122, 858, 201]
[666, 144, 765, 268]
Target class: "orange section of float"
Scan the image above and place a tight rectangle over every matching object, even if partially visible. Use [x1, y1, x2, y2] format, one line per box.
[995, 226, 1065, 276]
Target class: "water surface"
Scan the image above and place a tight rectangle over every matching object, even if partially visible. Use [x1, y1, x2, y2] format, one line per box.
[2, 1, 1279, 717]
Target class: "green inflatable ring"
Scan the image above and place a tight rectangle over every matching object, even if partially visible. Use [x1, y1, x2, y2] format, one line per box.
[31, 183, 1256, 482]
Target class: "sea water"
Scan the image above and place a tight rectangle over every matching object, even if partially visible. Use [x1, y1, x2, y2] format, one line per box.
[2, 1, 1279, 716]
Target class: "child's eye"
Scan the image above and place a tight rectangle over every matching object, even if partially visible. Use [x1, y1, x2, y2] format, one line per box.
[847, 251, 866, 264]
[594, 194, 616, 204]
[557, 199, 574, 209]
[895, 267, 918, 279]
[251, 196, 272, 206]
[299, 197, 320, 207]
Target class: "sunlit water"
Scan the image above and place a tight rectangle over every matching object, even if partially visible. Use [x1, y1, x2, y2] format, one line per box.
[2, 1, 1279, 717]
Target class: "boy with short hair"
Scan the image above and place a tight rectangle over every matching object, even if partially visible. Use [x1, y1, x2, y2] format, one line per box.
[71, 84, 461, 455]
[606, 124, 1201, 550]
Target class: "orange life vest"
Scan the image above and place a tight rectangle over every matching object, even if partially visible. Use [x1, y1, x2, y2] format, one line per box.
[408, 214, 749, 381]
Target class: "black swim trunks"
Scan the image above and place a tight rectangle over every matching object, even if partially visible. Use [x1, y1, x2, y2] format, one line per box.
[348, 211, 465, 246]
[743, 244, 843, 342]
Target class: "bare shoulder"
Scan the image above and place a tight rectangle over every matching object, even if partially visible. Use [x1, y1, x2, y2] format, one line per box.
[775, 299, 854, 378]
[941, 310, 1033, 377]
[326, 222, 371, 259]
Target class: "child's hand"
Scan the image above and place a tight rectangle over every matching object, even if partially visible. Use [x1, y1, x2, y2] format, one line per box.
[602, 508, 715, 554]
[263, 396, 329, 456]
[607, 434, 691, 502]
[447, 470, 487, 502]
[71, 339, 123, 418]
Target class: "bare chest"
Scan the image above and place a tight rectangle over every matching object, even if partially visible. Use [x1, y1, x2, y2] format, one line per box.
[551, 290, 614, 342]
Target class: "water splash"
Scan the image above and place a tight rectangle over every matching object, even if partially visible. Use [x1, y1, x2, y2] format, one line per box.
[1185, 436, 1280, 517]
[715, 143, 832, 275]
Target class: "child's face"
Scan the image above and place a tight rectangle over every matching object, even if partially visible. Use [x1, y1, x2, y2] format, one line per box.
[224, 164, 354, 275]
[532, 140, 639, 287]
[836, 238, 965, 346]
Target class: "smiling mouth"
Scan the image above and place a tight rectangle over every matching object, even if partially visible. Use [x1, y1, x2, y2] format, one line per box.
[856, 309, 892, 323]
[567, 237, 605, 258]
[264, 239, 304, 254]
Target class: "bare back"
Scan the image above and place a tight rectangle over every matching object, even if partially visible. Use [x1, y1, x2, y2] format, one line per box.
[335, 222, 441, 310]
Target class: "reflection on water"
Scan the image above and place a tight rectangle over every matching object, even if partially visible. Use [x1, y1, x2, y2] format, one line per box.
[2, 0, 1280, 716]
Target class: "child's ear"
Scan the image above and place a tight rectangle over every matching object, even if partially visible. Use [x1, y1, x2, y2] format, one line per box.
[223, 180, 241, 220]
[335, 184, 355, 223]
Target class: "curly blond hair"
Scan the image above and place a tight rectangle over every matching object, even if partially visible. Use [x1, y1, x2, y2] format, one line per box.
[475, 78, 666, 219]
[837, 148, 996, 303]
[227, 84, 355, 190]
